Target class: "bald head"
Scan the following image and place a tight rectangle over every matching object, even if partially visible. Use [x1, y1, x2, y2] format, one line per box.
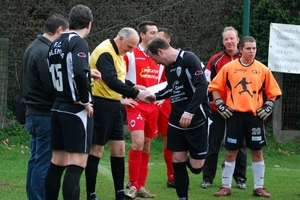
[115, 27, 139, 55]
[117, 27, 138, 39]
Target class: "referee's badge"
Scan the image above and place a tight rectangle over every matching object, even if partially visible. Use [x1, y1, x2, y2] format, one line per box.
[176, 66, 182, 77]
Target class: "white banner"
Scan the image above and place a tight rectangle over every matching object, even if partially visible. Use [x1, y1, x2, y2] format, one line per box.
[268, 23, 300, 74]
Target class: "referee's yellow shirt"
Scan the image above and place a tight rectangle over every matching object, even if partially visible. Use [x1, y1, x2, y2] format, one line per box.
[90, 39, 126, 100]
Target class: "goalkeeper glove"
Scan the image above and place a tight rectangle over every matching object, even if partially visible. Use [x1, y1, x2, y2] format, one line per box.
[214, 98, 233, 119]
[256, 100, 274, 120]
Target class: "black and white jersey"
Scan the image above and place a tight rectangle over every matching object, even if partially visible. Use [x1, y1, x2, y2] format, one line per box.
[47, 32, 92, 105]
[155, 50, 211, 129]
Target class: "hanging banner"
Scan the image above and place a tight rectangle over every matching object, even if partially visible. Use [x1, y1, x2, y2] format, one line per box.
[268, 23, 300, 74]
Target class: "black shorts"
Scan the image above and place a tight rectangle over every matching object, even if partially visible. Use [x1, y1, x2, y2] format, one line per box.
[92, 97, 124, 145]
[225, 112, 266, 150]
[50, 102, 93, 153]
[167, 119, 208, 159]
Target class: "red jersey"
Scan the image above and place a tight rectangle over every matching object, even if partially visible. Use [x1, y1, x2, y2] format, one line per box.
[124, 44, 161, 87]
[205, 51, 240, 112]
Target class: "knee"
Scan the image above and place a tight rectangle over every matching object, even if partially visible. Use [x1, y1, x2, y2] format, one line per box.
[110, 142, 125, 157]
[131, 137, 144, 151]
[187, 163, 203, 174]
[143, 139, 151, 153]
[186, 157, 203, 174]
[90, 145, 104, 158]
[250, 149, 263, 161]
[225, 149, 239, 161]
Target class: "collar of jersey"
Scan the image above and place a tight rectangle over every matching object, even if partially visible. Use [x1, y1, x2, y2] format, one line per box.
[137, 44, 149, 57]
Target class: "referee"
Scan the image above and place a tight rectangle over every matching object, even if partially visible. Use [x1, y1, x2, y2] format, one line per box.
[85, 27, 150, 200]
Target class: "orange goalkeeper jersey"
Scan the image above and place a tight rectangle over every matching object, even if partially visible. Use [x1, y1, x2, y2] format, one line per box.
[208, 59, 282, 115]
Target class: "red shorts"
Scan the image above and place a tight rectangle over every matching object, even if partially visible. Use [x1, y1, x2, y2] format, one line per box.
[157, 98, 171, 136]
[125, 102, 158, 139]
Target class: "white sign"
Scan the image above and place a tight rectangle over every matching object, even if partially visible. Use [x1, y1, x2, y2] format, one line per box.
[268, 23, 300, 74]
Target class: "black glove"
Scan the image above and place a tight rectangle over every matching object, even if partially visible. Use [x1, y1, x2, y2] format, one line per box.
[256, 100, 274, 120]
[214, 98, 233, 119]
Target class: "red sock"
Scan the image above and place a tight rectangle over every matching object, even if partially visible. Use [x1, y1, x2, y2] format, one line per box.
[138, 152, 150, 187]
[164, 147, 174, 181]
[128, 148, 142, 189]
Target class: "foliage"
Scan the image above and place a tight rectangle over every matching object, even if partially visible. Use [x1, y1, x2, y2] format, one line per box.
[264, 122, 300, 157]
[0, 123, 29, 147]
[6, 109, 16, 121]
[223, 0, 300, 63]
[222, 0, 300, 131]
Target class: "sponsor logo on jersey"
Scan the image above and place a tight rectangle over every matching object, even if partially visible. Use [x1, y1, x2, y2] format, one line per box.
[140, 67, 159, 79]
[77, 52, 86, 58]
[195, 70, 203, 75]
[234, 68, 247, 73]
[136, 114, 143, 120]
[176, 66, 182, 77]
[252, 69, 260, 74]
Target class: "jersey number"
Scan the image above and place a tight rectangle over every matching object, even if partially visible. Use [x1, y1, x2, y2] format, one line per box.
[49, 64, 63, 92]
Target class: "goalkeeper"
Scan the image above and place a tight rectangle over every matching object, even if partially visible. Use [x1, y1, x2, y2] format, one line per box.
[209, 36, 281, 198]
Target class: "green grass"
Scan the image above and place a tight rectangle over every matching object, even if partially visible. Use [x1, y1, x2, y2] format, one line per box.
[1, 124, 300, 199]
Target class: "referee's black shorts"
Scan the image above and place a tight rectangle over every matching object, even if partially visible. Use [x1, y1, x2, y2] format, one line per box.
[92, 97, 124, 146]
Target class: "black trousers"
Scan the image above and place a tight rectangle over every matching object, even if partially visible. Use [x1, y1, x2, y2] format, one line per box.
[202, 112, 247, 183]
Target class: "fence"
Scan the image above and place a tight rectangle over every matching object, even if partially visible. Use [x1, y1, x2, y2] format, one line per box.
[0, 39, 9, 127]
[0, 0, 299, 141]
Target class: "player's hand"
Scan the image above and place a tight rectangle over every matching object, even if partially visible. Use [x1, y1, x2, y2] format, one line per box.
[136, 90, 153, 104]
[179, 112, 193, 128]
[214, 98, 233, 119]
[90, 69, 101, 81]
[84, 103, 93, 118]
[154, 99, 165, 107]
[120, 98, 139, 108]
[134, 84, 147, 90]
[256, 100, 274, 120]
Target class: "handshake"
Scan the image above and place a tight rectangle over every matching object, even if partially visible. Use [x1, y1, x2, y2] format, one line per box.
[134, 84, 156, 104]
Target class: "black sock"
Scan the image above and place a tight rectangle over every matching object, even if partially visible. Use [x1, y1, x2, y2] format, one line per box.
[62, 165, 84, 200]
[111, 156, 125, 200]
[85, 155, 100, 199]
[173, 162, 189, 200]
[44, 163, 66, 200]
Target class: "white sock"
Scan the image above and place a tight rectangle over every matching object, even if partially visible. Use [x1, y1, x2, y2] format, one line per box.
[222, 161, 235, 188]
[252, 161, 265, 190]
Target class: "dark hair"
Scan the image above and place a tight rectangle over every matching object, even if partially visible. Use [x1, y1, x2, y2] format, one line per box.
[43, 14, 68, 35]
[69, 4, 93, 30]
[137, 21, 156, 34]
[158, 28, 171, 39]
[146, 37, 170, 55]
[239, 36, 256, 48]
